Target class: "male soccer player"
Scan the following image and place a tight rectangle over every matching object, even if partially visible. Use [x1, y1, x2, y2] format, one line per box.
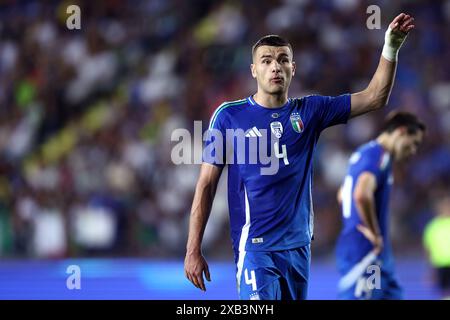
[185, 13, 415, 300]
[335, 112, 425, 299]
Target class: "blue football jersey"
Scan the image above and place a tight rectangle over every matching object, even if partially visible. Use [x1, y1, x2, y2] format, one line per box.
[203, 94, 350, 262]
[335, 141, 396, 276]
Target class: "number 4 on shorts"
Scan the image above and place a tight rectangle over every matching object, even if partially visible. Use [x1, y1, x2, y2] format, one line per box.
[244, 269, 257, 291]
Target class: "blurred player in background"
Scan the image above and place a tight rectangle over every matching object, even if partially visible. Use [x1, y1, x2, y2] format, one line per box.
[336, 111, 425, 300]
[185, 13, 415, 300]
[423, 195, 450, 300]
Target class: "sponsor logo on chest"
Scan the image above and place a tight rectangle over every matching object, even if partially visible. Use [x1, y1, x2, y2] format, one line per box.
[270, 121, 283, 138]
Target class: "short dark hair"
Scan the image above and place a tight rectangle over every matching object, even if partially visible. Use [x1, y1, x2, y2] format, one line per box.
[381, 111, 426, 134]
[252, 35, 293, 57]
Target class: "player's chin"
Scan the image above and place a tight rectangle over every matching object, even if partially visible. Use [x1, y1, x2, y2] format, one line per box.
[268, 88, 285, 95]
[267, 83, 285, 93]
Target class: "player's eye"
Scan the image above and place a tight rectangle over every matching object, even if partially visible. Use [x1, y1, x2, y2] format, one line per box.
[262, 59, 271, 64]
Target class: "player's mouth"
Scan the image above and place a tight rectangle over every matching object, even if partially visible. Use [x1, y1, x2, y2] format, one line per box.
[270, 77, 283, 84]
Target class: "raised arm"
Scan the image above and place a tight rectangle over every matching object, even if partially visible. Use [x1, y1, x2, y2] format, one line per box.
[184, 162, 223, 291]
[350, 13, 415, 118]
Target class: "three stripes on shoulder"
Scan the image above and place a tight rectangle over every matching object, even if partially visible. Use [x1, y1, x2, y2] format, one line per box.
[245, 126, 262, 137]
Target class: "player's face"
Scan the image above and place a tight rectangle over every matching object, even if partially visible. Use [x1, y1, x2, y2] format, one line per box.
[394, 129, 423, 161]
[251, 46, 296, 95]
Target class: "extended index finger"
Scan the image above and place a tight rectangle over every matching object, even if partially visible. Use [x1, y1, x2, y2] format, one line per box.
[186, 272, 197, 288]
[194, 273, 206, 291]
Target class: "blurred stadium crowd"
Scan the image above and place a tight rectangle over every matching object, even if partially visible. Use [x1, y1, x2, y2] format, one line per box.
[0, 0, 448, 260]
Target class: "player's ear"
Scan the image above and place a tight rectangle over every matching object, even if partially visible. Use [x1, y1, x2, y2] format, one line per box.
[250, 64, 257, 78]
[292, 61, 296, 76]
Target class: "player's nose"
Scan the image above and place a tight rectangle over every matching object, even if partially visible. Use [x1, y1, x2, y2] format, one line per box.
[271, 60, 282, 72]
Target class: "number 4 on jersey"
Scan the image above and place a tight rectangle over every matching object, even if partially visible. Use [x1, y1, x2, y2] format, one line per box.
[274, 141, 289, 165]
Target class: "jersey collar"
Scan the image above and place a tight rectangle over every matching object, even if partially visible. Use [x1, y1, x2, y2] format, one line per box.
[247, 95, 292, 110]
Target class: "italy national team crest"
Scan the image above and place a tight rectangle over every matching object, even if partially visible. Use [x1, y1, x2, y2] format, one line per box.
[270, 121, 283, 138]
[290, 112, 304, 133]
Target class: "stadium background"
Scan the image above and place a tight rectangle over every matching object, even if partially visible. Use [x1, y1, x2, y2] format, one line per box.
[0, 0, 448, 299]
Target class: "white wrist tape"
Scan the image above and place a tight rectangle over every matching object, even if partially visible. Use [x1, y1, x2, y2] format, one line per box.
[382, 26, 408, 62]
[382, 43, 398, 62]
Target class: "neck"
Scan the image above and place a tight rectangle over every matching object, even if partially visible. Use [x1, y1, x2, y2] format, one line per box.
[253, 91, 288, 108]
[376, 132, 395, 155]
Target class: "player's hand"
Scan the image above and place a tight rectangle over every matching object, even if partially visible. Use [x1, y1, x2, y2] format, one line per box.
[184, 251, 211, 291]
[356, 224, 384, 255]
[383, 13, 415, 61]
[389, 13, 415, 36]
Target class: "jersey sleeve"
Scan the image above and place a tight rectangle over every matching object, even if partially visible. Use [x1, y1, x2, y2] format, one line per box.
[310, 94, 351, 131]
[202, 104, 228, 168]
[350, 148, 386, 185]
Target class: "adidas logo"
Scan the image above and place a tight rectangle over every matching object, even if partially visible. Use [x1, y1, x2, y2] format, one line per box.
[245, 126, 262, 137]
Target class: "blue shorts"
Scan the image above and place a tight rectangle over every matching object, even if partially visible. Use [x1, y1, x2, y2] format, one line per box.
[338, 267, 403, 300]
[236, 245, 310, 300]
